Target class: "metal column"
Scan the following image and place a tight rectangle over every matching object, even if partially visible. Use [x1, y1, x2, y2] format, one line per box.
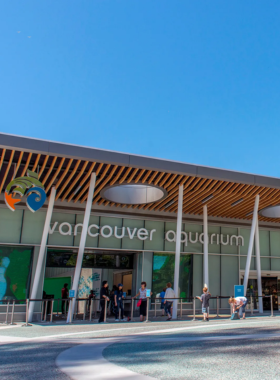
[172, 184, 184, 319]
[243, 195, 259, 295]
[255, 217, 263, 313]
[67, 173, 96, 323]
[28, 187, 56, 322]
[203, 205, 209, 287]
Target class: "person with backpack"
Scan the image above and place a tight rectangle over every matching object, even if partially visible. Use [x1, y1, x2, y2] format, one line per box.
[164, 282, 176, 321]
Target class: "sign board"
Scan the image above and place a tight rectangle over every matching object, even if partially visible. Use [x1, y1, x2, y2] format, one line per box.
[146, 289, 151, 297]
[69, 289, 75, 298]
[234, 285, 244, 298]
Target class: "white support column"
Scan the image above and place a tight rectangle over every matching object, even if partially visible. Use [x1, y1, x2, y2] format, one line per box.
[255, 217, 263, 313]
[172, 184, 184, 319]
[67, 173, 96, 323]
[28, 187, 56, 322]
[203, 205, 209, 287]
[243, 195, 259, 296]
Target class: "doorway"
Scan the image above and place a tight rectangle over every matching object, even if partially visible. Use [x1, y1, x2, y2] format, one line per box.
[244, 277, 278, 310]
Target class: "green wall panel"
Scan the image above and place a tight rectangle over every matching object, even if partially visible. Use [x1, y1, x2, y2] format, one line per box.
[271, 258, 280, 271]
[74, 214, 99, 248]
[21, 210, 46, 244]
[144, 220, 165, 251]
[0, 208, 22, 244]
[220, 227, 238, 254]
[240, 228, 255, 255]
[208, 226, 220, 254]
[184, 224, 202, 253]
[48, 212, 75, 246]
[98, 216, 122, 249]
[221, 255, 239, 308]
[208, 255, 220, 308]
[270, 231, 280, 257]
[240, 256, 255, 270]
[259, 230, 270, 256]
[193, 254, 203, 299]
[261, 258, 270, 271]
[122, 219, 144, 250]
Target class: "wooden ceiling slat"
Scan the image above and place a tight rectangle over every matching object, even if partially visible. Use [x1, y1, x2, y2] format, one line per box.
[32, 154, 41, 172]
[134, 169, 145, 183]
[110, 166, 125, 186]
[45, 157, 66, 194]
[80, 164, 110, 203]
[221, 186, 262, 218]
[61, 160, 88, 201]
[159, 173, 172, 187]
[163, 174, 177, 189]
[67, 161, 95, 202]
[93, 165, 118, 204]
[56, 160, 81, 201]
[0, 149, 6, 172]
[55, 159, 73, 190]
[41, 156, 57, 185]
[154, 172, 165, 186]
[13, 151, 23, 178]
[126, 168, 139, 183]
[119, 167, 132, 184]
[74, 162, 103, 203]
[0, 150, 14, 193]
[141, 170, 152, 183]
[148, 171, 159, 184]
[38, 155, 49, 179]
[20, 153, 32, 177]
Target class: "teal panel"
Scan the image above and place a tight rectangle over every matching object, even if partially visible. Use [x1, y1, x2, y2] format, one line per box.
[21, 210, 46, 244]
[143, 252, 153, 290]
[184, 224, 203, 253]
[270, 231, 280, 257]
[122, 219, 144, 250]
[240, 228, 255, 255]
[221, 255, 239, 308]
[208, 255, 220, 308]
[74, 214, 99, 248]
[48, 212, 76, 246]
[271, 258, 280, 271]
[144, 220, 165, 251]
[220, 227, 238, 254]
[208, 225, 220, 254]
[193, 254, 203, 297]
[98, 217, 122, 249]
[0, 208, 22, 244]
[240, 256, 255, 270]
[259, 230, 270, 256]
[164, 222, 177, 252]
[261, 257, 270, 271]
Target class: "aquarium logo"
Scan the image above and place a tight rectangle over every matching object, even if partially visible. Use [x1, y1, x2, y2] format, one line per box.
[5, 169, 46, 212]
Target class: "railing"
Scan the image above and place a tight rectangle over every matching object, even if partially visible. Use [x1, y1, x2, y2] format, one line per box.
[0, 294, 278, 326]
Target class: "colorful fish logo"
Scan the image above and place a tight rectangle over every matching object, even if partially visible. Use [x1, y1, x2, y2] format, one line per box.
[5, 170, 46, 212]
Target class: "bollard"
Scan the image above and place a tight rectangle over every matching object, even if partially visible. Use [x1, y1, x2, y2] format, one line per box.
[180, 298, 183, 319]
[44, 300, 48, 321]
[10, 299, 16, 325]
[104, 300, 108, 323]
[22, 299, 32, 327]
[4, 301, 10, 324]
[270, 295, 274, 317]
[154, 300, 157, 318]
[250, 296, 253, 315]
[89, 298, 93, 321]
[55, 300, 60, 317]
[192, 297, 197, 321]
[50, 300, 54, 323]
[145, 297, 150, 322]
[216, 296, 219, 318]
[69, 299, 73, 323]
[41, 300, 45, 321]
[131, 298, 134, 321]
[119, 304, 121, 321]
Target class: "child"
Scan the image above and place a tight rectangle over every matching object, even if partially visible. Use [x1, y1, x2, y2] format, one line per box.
[196, 286, 211, 322]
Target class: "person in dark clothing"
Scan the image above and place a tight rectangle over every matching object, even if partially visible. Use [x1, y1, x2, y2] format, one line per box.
[114, 283, 124, 321]
[61, 283, 69, 315]
[88, 290, 95, 312]
[196, 286, 211, 322]
[99, 280, 110, 323]
[110, 285, 118, 315]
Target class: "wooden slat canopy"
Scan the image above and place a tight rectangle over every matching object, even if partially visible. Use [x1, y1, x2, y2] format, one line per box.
[1, 147, 280, 223]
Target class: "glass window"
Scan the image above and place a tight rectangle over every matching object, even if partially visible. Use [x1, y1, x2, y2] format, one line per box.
[240, 228, 255, 256]
[220, 227, 238, 254]
[270, 231, 280, 257]
[208, 226, 220, 254]
[259, 230, 270, 256]
[152, 252, 193, 300]
[184, 224, 203, 253]
[0, 209, 23, 244]
[0, 245, 33, 303]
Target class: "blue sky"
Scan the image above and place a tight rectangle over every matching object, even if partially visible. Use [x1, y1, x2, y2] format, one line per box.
[1, 1, 280, 177]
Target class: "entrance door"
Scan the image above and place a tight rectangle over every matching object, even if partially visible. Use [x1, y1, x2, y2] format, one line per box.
[243, 277, 278, 310]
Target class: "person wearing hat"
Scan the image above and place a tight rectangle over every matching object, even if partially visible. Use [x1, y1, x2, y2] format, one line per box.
[114, 283, 125, 321]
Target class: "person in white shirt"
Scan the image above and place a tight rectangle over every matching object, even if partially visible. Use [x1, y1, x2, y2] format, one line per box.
[164, 282, 176, 321]
[228, 296, 248, 319]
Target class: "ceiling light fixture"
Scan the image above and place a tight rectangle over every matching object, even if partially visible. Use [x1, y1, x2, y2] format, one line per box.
[164, 200, 175, 209]
[202, 195, 214, 204]
[231, 198, 244, 207]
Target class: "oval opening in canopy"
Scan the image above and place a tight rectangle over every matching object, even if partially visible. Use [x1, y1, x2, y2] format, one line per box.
[100, 183, 167, 205]
[259, 205, 280, 218]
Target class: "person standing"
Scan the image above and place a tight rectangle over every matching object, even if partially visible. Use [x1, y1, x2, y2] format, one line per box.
[61, 283, 69, 316]
[114, 283, 124, 321]
[228, 296, 248, 319]
[133, 281, 149, 322]
[196, 287, 211, 322]
[160, 288, 166, 316]
[87, 290, 95, 313]
[99, 280, 110, 323]
[164, 282, 176, 321]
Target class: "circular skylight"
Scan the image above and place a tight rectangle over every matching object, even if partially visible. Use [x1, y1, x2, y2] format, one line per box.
[100, 183, 167, 205]
[259, 205, 280, 218]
